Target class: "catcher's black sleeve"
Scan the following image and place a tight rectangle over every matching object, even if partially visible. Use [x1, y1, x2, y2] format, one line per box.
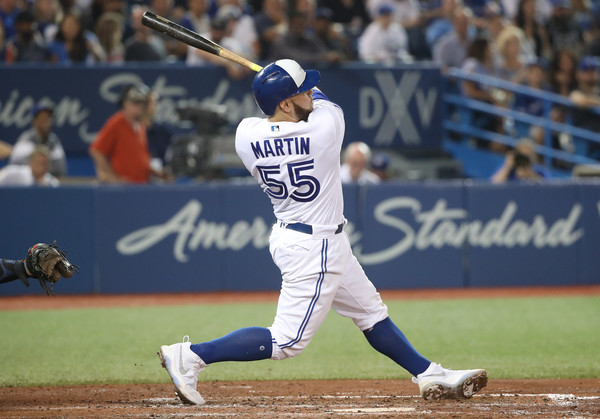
[0, 259, 29, 286]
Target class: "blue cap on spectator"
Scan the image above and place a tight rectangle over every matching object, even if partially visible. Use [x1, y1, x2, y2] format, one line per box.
[527, 57, 548, 70]
[315, 7, 333, 20]
[371, 153, 390, 171]
[378, 4, 394, 15]
[32, 98, 55, 117]
[578, 56, 599, 71]
[216, 4, 242, 22]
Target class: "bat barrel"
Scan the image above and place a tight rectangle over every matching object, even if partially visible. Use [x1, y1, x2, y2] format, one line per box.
[141, 11, 263, 72]
[141, 11, 220, 55]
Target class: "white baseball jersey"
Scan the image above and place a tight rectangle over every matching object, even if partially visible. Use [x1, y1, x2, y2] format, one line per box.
[235, 91, 388, 361]
[235, 96, 345, 226]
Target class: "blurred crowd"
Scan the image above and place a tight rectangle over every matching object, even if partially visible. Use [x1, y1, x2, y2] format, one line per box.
[1, 0, 600, 185]
[0, 0, 598, 70]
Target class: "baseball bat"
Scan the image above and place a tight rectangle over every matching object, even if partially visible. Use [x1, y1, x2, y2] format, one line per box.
[141, 11, 263, 73]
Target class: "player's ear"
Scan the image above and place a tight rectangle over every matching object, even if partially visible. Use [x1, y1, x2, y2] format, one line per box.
[279, 98, 292, 114]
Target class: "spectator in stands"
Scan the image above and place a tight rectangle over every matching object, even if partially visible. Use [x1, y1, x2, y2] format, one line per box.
[0, 140, 12, 160]
[460, 37, 503, 139]
[549, 48, 578, 96]
[294, 0, 317, 17]
[370, 152, 391, 181]
[0, 145, 60, 186]
[269, 10, 336, 65]
[124, 5, 167, 62]
[491, 137, 547, 182]
[151, 0, 187, 60]
[485, 7, 508, 63]
[512, 58, 551, 141]
[49, 12, 106, 63]
[493, 25, 529, 82]
[90, 0, 126, 35]
[180, 0, 210, 38]
[4, 10, 54, 63]
[571, 0, 595, 43]
[144, 90, 174, 179]
[432, 6, 474, 71]
[358, 4, 411, 64]
[423, 0, 460, 55]
[253, 0, 287, 61]
[317, 0, 370, 41]
[94, 12, 124, 63]
[0, 0, 21, 40]
[9, 99, 67, 178]
[365, 0, 420, 28]
[517, 58, 551, 103]
[340, 141, 380, 185]
[546, 0, 585, 57]
[464, 0, 502, 18]
[90, 84, 166, 184]
[0, 19, 5, 61]
[216, 2, 259, 62]
[187, 16, 249, 79]
[313, 7, 354, 61]
[33, 0, 62, 42]
[513, 0, 552, 60]
[569, 56, 600, 160]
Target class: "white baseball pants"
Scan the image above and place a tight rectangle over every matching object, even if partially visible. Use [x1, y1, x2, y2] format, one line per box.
[268, 223, 389, 360]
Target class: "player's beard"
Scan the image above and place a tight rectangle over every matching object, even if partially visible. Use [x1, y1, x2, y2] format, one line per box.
[292, 101, 312, 122]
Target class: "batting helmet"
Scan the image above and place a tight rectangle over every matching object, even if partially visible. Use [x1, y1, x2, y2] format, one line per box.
[252, 59, 321, 116]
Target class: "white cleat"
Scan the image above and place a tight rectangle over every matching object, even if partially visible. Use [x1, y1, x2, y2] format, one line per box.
[158, 335, 207, 405]
[412, 362, 488, 400]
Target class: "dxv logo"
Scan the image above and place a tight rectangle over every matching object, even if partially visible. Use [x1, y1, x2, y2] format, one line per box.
[358, 71, 437, 146]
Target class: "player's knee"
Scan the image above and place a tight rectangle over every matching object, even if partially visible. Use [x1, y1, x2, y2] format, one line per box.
[268, 326, 307, 360]
[270, 344, 303, 360]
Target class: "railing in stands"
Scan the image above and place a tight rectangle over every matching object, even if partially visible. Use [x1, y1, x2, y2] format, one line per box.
[441, 67, 600, 179]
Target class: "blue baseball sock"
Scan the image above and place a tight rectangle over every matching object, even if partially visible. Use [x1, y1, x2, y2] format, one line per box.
[190, 327, 273, 364]
[363, 317, 431, 377]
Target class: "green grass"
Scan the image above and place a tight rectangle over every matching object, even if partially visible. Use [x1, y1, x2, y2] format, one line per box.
[0, 295, 598, 387]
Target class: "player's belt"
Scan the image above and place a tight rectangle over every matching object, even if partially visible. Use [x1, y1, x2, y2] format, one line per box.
[280, 222, 344, 235]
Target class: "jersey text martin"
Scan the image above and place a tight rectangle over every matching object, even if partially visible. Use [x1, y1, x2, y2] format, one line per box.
[251, 137, 310, 159]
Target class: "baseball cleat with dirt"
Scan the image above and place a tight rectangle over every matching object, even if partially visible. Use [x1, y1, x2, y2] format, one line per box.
[412, 363, 488, 400]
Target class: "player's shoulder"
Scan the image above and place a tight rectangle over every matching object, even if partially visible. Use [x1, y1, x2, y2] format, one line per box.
[235, 117, 265, 149]
[311, 99, 344, 123]
[236, 117, 264, 135]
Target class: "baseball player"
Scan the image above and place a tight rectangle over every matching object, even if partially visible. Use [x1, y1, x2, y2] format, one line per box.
[158, 59, 487, 404]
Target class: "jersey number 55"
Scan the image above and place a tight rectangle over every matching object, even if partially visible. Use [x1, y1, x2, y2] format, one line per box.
[256, 159, 321, 202]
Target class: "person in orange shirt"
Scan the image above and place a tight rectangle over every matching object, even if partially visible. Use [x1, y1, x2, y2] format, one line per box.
[89, 84, 157, 184]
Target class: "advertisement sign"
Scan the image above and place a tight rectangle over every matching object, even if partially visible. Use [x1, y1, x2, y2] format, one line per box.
[0, 181, 597, 295]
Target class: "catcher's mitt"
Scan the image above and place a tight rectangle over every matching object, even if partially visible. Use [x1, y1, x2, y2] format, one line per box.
[24, 241, 79, 296]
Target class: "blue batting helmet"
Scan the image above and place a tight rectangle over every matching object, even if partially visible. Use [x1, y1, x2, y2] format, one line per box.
[252, 59, 321, 116]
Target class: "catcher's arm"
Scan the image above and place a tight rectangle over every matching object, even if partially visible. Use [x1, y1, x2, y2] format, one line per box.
[0, 242, 79, 296]
[0, 258, 30, 287]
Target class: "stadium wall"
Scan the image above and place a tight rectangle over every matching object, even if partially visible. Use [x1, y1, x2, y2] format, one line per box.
[0, 181, 598, 295]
